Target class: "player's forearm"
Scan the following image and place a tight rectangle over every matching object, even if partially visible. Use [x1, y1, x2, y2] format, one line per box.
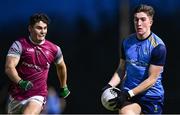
[57, 64, 67, 88]
[59, 71, 67, 88]
[132, 65, 162, 96]
[132, 76, 157, 95]
[109, 66, 126, 87]
[5, 66, 21, 84]
[108, 72, 120, 87]
[5, 56, 21, 84]
[112, 59, 126, 85]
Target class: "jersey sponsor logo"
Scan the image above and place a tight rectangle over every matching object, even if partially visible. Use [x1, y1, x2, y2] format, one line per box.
[22, 61, 41, 71]
[27, 48, 34, 52]
[22, 61, 50, 71]
[126, 59, 148, 67]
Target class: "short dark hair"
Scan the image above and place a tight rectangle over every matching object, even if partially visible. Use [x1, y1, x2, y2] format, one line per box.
[29, 13, 50, 26]
[133, 4, 155, 19]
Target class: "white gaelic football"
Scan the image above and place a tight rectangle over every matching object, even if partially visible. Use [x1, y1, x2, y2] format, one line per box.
[101, 87, 120, 111]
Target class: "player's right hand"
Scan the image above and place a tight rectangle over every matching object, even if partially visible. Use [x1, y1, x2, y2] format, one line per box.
[18, 79, 33, 91]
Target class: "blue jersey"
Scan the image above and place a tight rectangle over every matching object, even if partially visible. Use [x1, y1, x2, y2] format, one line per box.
[122, 32, 166, 98]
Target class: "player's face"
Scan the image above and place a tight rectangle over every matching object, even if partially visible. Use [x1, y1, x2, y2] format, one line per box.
[29, 21, 48, 43]
[134, 12, 152, 39]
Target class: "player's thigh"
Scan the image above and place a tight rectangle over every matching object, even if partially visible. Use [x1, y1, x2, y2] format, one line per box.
[23, 96, 45, 114]
[23, 100, 43, 114]
[119, 103, 141, 114]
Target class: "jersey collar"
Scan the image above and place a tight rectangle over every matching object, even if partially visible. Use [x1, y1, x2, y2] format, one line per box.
[136, 32, 152, 41]
[29, 36, 45, 45]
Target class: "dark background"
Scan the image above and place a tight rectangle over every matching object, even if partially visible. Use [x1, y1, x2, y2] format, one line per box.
[0, 0, 179, 114]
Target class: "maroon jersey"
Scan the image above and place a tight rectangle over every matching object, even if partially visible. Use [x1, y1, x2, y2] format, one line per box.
[7, 37, 63, 100]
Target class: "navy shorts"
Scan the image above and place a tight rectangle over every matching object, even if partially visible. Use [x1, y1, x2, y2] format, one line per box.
[130, 95, 164, 114]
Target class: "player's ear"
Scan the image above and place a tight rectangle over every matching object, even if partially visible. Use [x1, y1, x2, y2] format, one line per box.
[150, 20, 153, 25]
[28, 25, 32, 32]
[150, 18, 153, 25]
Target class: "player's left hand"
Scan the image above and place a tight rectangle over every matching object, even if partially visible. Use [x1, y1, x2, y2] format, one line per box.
[60, 86, 70, 98]
[108, 88, 130, 109]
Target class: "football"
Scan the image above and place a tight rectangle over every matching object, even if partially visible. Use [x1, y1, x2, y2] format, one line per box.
[101, 87, 120, 111]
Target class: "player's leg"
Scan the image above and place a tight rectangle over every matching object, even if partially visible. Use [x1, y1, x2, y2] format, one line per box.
[22, 96, 45, 114]
[119, 103, 141, 115]
[23, 101, 42, 114]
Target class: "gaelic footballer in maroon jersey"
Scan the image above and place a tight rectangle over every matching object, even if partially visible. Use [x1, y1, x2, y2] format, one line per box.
[5, 13, 70, 114]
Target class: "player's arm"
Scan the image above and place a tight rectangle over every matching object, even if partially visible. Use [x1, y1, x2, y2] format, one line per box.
[108, 41, 126, 87]
[108, 58, 126, 87]
[55, 57, 70, 98]
[56, 57, 67, 88]
[132, 65, 162, 96]
[102, 42, 126, 91]
[5, 41, 33, 91]
[5, 56, 21, 84]
[131, 44, 167, 96]
[102, 41, 127, 109]
[55, 46, 70, 98]
[106, 59, 128, 109]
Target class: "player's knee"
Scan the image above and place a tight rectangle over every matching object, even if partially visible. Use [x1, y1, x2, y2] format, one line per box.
[120, 108, 136, 115]
[23, 107, 42, 114]
[119, 103, 141, 115]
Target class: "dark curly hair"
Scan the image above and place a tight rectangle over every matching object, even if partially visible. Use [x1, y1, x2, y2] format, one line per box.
[29, 13, 50, 26]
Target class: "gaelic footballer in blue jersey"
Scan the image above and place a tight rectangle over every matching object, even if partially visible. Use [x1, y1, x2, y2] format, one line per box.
[102, 4, 166, 114]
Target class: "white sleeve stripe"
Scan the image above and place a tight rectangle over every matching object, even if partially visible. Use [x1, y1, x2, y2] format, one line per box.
[56, 57, 63, 64]
[7, 54, 20, 58]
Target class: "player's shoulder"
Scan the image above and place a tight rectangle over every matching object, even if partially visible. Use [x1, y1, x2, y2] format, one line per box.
[155, 44, 166, 52]
[151, 32, 165, 45]
[15, 37, 29, 46]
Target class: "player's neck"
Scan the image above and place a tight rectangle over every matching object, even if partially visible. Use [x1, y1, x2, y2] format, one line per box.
[29, 36, 45, 45]
[137, 31, 151, 40]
